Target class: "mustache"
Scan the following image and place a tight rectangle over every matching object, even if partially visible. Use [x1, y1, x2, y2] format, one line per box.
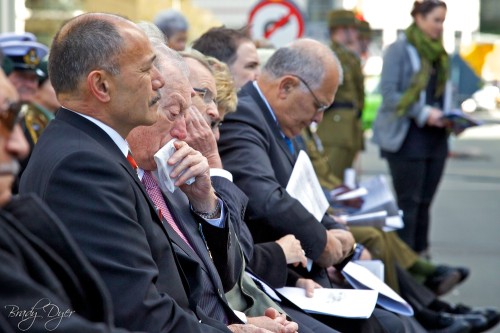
[149, 92, 161, 107]
[0, 160, 20, 176]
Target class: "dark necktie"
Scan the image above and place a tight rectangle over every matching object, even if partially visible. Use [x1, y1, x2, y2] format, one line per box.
[141, 170, 193, 250]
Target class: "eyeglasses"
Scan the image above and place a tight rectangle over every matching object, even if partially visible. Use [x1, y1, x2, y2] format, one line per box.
[0, 101, 23, 135]
[193, 87, 218, 107]
[287, 74, 330, 113]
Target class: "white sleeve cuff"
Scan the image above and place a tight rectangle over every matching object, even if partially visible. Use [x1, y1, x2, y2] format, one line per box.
[210, 168, 233, 182]
[232, 310, 248, 324]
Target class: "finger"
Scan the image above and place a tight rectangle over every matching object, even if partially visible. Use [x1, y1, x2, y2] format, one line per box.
[263, 307, 280, 319]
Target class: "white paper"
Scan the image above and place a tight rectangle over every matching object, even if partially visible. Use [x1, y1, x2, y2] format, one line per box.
[332, 187, 368, 201]
[342, 262, 414, 316]
[286, 150, 329, 223]
[276, 287, 378, 318]
[353, 260, 385, 281]
[154, 139, 196, 193]
[340, 211, 387, 228]
[357, 175, 399, 216]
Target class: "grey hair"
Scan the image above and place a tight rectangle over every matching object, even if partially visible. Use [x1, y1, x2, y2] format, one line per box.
[137, 21, 189, 78]
[137, 21, 166, 45]
[178, 49, 214, 75]
[153, 10, 189, 38]
[49, 13, 125, 94]
[263, 43, 343, 89]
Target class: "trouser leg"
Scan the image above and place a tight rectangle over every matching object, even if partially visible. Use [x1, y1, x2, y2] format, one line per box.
[386, 157, 426, 251]
[414, 157, 447, 252]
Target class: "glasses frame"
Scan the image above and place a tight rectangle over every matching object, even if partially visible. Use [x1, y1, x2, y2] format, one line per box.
[193, 87, 218, 107]
[0, 101, 23, 135]
[287, 74, 330, 113]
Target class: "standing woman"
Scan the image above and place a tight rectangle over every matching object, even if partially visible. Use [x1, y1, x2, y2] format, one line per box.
[372, 0, 450, 256]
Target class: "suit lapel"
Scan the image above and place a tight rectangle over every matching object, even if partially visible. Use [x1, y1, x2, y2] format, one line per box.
[163, 190, 221, 280]
[242, 83, 296, 165]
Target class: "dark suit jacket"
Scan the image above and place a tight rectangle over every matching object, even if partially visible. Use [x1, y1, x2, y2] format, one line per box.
[162, 186, 241, 322]
[218, 82, 342, 264]
[0, 194, 130, 333]
[211, 176, 288, 288]
[20, 108, 231, 333]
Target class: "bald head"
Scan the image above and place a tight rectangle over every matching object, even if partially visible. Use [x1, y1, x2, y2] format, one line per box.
[263, 38, 342, 90]
[49, 13, 137, 95]
[257, 38, 342, 138]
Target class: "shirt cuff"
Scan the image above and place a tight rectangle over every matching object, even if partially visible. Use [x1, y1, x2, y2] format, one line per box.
[232, 310, 248, 324]
[210, 168, 233, 182]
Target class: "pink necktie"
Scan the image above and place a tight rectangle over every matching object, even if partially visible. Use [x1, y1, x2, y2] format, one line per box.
[142, 170, 193, 250]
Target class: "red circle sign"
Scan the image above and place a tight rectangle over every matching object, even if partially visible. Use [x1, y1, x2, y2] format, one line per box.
[248, 0, 305, 47]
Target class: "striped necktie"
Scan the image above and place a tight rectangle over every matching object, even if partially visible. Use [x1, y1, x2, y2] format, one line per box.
[141, 170, 193, 250]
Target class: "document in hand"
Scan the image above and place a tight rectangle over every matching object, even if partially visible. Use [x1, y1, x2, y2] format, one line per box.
[442, 109, 482, 135]
[342, 262, 414, 316]
[276, 287, 378, 318]
[286, 150, 329, 222]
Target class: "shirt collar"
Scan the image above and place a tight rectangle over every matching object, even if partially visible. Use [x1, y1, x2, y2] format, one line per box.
[253, 81, 286, 139]
[66, 108, 130, 157]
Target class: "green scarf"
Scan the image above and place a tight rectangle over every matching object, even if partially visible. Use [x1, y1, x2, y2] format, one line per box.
[397, 23, 449, 116]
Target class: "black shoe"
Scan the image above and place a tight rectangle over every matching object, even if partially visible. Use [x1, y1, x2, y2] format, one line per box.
[449, 313, 488, 333]
[450, 305, 500, 332]
[425, 266, 465, 296]
[427, 314, 471, 333]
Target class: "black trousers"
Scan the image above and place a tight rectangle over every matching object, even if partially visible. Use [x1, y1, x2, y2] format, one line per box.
[386, 156, 447, 252]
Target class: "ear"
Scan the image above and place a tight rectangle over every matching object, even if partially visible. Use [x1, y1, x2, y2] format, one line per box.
[277, 76, 299, 99]
[87, 70, 111, 103]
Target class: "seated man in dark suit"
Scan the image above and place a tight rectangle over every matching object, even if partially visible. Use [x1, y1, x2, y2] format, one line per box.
[126, 29, 298, 333]
[0, 53, 131, 333]
[19, 13, 268, 333]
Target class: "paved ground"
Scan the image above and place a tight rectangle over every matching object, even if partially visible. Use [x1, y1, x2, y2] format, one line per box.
[359, 114, 500, 332]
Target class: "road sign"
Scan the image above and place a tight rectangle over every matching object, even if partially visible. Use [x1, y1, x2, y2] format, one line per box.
[248, 0, 305, 48]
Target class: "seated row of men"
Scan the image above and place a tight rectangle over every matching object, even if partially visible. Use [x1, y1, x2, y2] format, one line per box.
[0, 12, 498, 333]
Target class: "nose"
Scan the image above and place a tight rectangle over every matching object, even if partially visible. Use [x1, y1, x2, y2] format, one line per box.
[206, 103, 220, 122]
[170, 114, 187, 141]
[151, 66, 165, 91]
[253, 67, 261, 81]
[6, 124, 30, 160]
[313, 111, 324, 124]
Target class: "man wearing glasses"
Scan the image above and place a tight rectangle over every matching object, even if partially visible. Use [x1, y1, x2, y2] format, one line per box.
[217, 39, 405, 332]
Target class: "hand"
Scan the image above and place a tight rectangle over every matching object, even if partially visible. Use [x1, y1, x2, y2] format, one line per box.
[185, 106, 223, 168]
[295, 278, 322, 298]
[360, 248, 372, 260]
[328, 229, 355, 258]
[246, 307, 298, 333]
[426, 108, 445, 128]
[316, 230, 343, 268]
[326, 266, 346, 285]
[275, 235, 307, 268]
[169, 140, 218, 213]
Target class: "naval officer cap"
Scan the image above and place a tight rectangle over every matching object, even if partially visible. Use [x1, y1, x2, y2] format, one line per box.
[0, 33, 48, 76]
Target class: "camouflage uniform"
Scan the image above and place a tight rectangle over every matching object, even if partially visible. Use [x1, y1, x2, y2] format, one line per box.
[316, 11, 365, 182]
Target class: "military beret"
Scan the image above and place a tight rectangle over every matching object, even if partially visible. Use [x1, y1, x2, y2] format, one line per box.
[328, 10, 357, 30]
[0, 39, 48, 75]
[356, 20, 372, 39]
